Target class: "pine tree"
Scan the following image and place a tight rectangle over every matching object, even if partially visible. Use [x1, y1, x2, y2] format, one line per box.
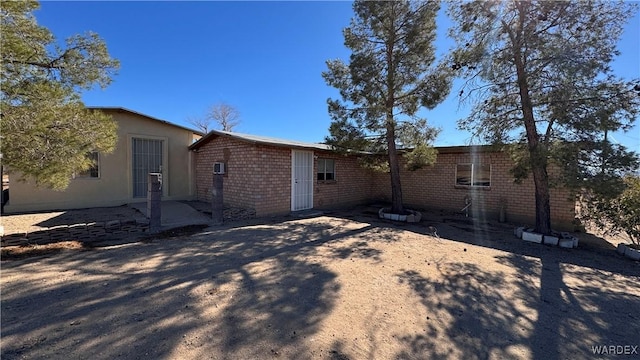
[1, 0, 120, 189]
[449, 0, 639, 234]
[323, 0, 451, 214]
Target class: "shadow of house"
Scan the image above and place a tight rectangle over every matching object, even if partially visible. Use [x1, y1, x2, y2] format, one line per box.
[1, 220, 378, 359]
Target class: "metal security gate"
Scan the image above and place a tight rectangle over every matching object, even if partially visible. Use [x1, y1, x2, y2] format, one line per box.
[291, 150, 313, 211]
[132, 138, 163, 198]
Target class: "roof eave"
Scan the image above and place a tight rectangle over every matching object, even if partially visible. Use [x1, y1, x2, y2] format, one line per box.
[88, 106, 204, 136]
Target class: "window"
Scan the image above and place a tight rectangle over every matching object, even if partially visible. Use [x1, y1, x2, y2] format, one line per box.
[456, 163, 490, 187]
[317, 158, 335, 181]
[77, 151, 100, 178]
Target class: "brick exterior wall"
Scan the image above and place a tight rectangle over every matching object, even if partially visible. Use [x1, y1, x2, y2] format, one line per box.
[194, 136, 258, 210]
[194, 138, 374, 217]
[195, 138, 575, 230]
[313, 151, 373, 210]
[253, 145, 292, 216]
[370, 149, 575, 230]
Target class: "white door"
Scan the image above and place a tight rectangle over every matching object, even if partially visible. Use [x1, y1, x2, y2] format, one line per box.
[291, 150, 313, 211]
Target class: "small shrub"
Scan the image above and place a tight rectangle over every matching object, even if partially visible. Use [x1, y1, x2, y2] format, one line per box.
[580, 175, 640, 245]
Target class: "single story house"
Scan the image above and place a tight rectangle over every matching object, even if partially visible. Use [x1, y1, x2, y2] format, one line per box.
[4, 106, 575, 231]
[4, 107, 202, 213]
[190, 130, 576, 230]
[189, 130, 374, 217]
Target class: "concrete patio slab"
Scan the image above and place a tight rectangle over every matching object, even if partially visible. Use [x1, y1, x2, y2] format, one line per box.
[128, 200, 212, 229]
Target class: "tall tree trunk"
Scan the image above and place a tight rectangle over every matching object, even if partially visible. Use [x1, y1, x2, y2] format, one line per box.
[511, 15, 552, 234]
[384, 12, 403, 215]
[386, 119, 404, 214]
[518, 90, 552, 234]
[531, 157, 552, 234]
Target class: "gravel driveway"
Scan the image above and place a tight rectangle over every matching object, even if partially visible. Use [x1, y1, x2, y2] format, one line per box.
[1, 208, 639, 359]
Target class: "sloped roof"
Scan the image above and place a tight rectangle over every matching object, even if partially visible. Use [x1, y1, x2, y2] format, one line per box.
[88, 107, 204, 136]
[189, 129, 334, 151]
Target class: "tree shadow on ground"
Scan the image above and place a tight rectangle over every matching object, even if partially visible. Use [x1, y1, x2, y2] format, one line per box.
[395, 256, 639, 359]
[396, 262, 533, 359]
[0, 219, 375, 359]
[331, 205, 639, 359]
[3, 205, 638, 359]
[333, 205, 638, 277]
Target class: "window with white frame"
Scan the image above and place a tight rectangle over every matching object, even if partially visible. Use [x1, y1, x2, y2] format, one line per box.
[317, 158, 335, 181]
[76, 151, 100, 178]
[456, 163, 490, 187]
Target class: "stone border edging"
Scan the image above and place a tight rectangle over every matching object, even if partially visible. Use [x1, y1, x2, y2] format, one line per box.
[514, 227, 579, 249]
[616, 243, 640, 261]
[378, 208, 422, 223]
[1, 217, 150, 247]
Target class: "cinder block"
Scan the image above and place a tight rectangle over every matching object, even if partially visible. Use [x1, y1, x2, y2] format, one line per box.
[514, 227, 525, 238]
[559, 239, 573, 248]
[406, 211, 422, 223]
[625, 246, 640, 261]
[543, 235, 559, 246]
[522, 231, 543, 243]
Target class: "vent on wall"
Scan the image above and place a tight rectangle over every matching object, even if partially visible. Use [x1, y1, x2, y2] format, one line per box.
[213, 162, 225, 174]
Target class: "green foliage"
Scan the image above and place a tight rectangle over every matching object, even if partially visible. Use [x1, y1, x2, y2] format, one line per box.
[323, 0, 451, 212]
[357, 155, 390, 173]
[448, 0, 639, 231]
[404, 143, 438, 171]
[1, 0, 119, 189]
[579, 175, 640, 245]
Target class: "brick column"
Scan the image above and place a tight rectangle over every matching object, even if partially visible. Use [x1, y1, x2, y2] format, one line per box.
[148, 173, 162, 233]
[212, 173, 224, 225]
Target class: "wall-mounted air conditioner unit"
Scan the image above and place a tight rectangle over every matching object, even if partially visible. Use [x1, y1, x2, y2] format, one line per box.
[213, 162, 225, 174]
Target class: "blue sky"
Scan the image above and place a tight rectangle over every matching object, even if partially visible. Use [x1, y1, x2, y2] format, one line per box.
[36, 1, 639, 150]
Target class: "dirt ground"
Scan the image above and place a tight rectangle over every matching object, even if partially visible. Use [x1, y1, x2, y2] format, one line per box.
[1, 206, 639, 359]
